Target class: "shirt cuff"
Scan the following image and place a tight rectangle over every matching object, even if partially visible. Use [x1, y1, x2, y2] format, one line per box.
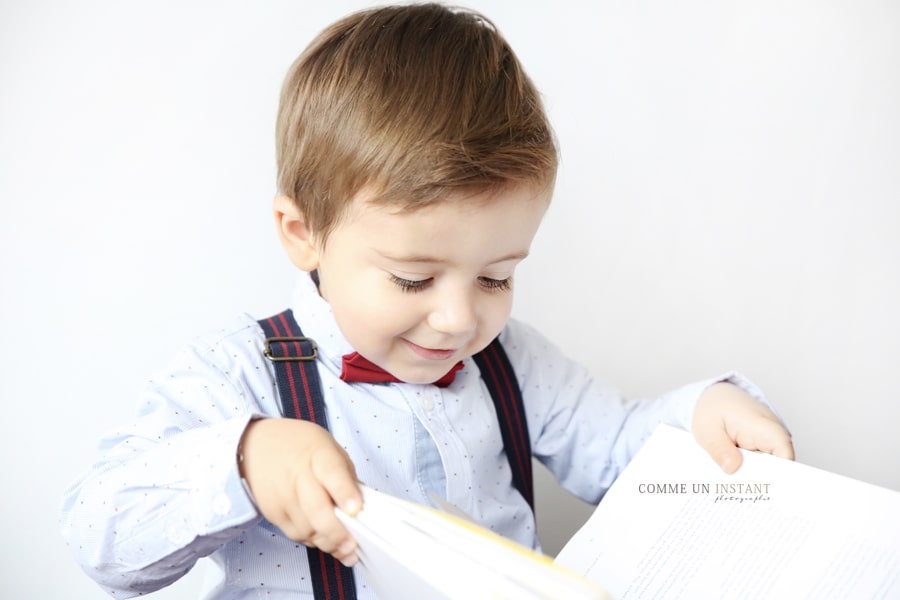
[186, 414, 263, 537]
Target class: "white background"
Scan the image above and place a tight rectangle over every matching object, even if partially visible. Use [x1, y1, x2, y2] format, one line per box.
[2, 1, 898, 598]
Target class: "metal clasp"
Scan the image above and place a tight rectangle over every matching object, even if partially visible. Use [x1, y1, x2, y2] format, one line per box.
[264, 336, 318, 362]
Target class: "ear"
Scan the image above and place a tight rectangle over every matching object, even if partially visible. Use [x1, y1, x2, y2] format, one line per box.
[273, 195, 320, 271]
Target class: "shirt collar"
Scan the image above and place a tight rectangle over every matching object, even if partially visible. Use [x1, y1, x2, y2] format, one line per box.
[289, 272, 355, 376]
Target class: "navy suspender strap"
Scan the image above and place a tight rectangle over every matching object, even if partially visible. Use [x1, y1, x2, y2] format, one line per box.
[259, 308, 534, 599]
[259, 309, 357, 600]
[471, 339, 535, 510]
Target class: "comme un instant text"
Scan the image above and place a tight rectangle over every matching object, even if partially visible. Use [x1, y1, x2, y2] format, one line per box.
[637, 483, 771, 494]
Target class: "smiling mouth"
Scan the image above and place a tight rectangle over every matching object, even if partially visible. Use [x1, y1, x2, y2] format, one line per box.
[403, 339, 456, 361]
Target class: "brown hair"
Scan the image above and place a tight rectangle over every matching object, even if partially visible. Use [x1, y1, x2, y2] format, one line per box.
[276, 3, 557, 241]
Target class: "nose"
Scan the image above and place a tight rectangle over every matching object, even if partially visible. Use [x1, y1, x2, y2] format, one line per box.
[427, 285, 477, 336]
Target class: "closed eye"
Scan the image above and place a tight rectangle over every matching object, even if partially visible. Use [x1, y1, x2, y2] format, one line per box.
[479, 276, 512, 292]
[390, 274, 432, 293]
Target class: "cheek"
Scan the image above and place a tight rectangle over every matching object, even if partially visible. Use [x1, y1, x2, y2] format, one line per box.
[479, 293, 515, 338]
[330, 277, 413, 339]
[321, 275, 379, 335]
[335, 291, 385, 328]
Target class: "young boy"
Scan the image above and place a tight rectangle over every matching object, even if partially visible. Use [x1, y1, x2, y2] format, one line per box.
[61, 4, 793, 599]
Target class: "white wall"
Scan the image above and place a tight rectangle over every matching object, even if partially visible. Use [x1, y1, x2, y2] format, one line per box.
[2, 1, 897, 598]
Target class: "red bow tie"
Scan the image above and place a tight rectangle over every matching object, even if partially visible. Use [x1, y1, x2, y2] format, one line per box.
[340, 352, 463, 387]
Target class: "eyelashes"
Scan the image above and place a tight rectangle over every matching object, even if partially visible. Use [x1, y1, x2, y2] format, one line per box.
[389, 274, 512, 294]
[479, 276, 512, 292]
[389, 274, 430, 293]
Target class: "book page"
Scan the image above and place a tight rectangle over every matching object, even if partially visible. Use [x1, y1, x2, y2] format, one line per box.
[338, 485, 611, 600]
[555, 425, 900, 599]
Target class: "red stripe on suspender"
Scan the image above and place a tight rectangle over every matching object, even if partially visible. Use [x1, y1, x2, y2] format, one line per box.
[319, 555, 332, 600]
[273, 313, 318, 422]
[266, 317, 302, 418]
[481, 349, 528, 487]
[333, 557, 346, 600]
[293, 339, 317, 422]
[489, 343, 531, 489]
[266, 316, 283, 337]
[495, 345, 532, 496]
[285, 356, 304, 419]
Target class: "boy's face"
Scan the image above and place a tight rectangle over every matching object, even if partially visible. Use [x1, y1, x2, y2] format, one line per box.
[313, 185, 549, 384]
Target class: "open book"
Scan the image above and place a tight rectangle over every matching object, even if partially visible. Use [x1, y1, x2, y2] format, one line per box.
[556, 425, 900, 598]
[337, 425, 900, 599]
[336, 484, 612, 600]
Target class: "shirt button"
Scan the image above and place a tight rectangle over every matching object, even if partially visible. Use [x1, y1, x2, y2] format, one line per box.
[421, 395, 435, 412]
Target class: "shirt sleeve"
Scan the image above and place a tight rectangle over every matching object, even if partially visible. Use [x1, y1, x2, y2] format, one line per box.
[59, 317, 274, 597]
[499, 319, 772, 505]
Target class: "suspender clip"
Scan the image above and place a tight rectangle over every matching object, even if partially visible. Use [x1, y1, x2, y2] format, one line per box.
[264, 336, 318, 362]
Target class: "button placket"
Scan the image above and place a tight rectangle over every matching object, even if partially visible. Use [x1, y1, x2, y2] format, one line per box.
[420, 390, 437, 413]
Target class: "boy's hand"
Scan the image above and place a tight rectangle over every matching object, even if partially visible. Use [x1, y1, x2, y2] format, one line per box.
[691, 382, 794, 474]
[238, 418, 362, 567]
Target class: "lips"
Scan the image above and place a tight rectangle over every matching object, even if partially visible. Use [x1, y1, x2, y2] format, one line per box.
[403, 339, 456, 361]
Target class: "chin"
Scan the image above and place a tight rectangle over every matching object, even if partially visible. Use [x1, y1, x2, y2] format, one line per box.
[401, 373, 441, 385]
[399, 367, 449, 385]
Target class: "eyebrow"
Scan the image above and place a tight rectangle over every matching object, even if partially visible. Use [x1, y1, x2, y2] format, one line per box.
[378, 249, 530, 265]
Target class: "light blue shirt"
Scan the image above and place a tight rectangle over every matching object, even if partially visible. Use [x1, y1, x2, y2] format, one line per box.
[60, 274, 765, 599]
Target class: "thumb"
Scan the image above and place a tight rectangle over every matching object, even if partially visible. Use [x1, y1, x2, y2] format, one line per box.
[696, 429, 743, 474]
[312, 446, 364, 516]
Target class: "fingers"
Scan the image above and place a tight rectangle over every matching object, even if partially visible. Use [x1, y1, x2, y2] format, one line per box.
[239, 419, 363, 566]
[292, 447, 362, 566]
[697, 414, 795, 475]
[770, 436, 795, 461]
[313, 444, 363, 517]
[287, 481, 359, 567]
[692, 382, 795, 474]
[733, 416, 795, 461]
[691, 386, 743, 473]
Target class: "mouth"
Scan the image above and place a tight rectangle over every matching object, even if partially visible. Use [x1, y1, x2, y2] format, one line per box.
[402, 339, 457, 361]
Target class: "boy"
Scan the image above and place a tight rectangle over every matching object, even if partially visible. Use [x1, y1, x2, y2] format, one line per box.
[61, 4, 793, 599]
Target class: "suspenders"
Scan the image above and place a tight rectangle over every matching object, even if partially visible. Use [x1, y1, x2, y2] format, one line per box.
[471, 343, 534, 509]
[259, 308, 533, 600]
[260, 310, 355, 600]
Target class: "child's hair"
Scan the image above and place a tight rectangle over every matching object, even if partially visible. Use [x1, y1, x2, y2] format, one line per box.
[275, 2, 557, 242]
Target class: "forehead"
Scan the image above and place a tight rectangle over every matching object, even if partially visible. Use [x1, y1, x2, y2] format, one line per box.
[334, 184, 551, 263]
